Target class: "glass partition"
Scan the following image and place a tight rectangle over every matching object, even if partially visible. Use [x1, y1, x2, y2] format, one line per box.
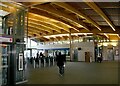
[0, 2, 27, 85]
[1, 44, 10, 85]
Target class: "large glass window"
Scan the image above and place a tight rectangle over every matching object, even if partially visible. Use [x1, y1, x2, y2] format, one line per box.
[31, 40, 37, 48]
[24, 38, 38, 48]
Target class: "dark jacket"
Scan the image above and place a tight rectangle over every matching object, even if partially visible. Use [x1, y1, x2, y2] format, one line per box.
[56, 54, 66, 66]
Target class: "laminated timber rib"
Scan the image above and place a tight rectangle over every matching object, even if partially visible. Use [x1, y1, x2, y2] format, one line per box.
[84, 0, 116, 31]
[28, 18, 61, 33]
[1, 1, 120, 41]
[52, 2, 101, 31]
[30, 5, 88, 32]
[28, 12, 70, 33]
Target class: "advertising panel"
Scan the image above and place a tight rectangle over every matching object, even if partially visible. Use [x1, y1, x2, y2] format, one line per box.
[18, 53, 23, 71]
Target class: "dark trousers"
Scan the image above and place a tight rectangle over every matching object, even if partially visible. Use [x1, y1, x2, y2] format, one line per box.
[97, 57, 102, 63]
[58, 66, 64, 75]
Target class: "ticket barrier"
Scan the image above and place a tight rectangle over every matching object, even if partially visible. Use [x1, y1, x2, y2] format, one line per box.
[33, 57, 55, 68]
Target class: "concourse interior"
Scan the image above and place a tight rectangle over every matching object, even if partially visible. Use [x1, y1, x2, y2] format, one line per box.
[0, 0, 120, 85]
[28, 61, 118, 84]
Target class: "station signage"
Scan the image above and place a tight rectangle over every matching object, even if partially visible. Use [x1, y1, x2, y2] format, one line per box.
[0, 36, 13, 43]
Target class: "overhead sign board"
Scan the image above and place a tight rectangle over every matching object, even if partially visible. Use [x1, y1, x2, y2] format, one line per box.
[0, 36, 13, 43]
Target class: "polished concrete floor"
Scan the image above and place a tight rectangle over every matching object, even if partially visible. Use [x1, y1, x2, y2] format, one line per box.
[27, 61, 118, 84]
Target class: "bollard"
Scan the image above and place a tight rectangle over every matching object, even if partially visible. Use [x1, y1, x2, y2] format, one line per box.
[33, 60, 35, 68]
[43, 58, 46, 67]
[48, 58, 50, 67]
[90, 56, 92, 63]
[52, 57, 54, 65]
[39, 59, 41, 68]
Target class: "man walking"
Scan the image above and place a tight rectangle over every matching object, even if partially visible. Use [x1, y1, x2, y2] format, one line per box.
[56, 52, 66, 76]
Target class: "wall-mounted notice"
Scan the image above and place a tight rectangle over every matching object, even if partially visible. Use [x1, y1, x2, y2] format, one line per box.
[0, 36, 12, 43]
[18, 53, 23, 71]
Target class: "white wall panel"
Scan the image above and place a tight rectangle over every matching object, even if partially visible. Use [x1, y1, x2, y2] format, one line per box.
[38, 42, 95, 62]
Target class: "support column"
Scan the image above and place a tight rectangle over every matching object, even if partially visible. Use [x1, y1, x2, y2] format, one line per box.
[118, 40, 120, 60]
[10, 8, 27, 85]
[9, 44, 16, 85]
[118, 32, 120, 61]
[0, 17, 2, 85]
[30, 49, 32, 58]
[69, 28, 73, 61]
[0, 45, 2, 86]
[45, 50, 48, 57]
[118, 34, 120, 84]
[118, 1, 120, 83]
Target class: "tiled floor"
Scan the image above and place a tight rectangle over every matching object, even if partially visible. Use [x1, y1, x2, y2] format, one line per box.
[27, 61, 118, 84]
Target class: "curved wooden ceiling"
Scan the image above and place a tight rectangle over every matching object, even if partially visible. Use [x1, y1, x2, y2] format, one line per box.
[1, 1, 120, 42]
